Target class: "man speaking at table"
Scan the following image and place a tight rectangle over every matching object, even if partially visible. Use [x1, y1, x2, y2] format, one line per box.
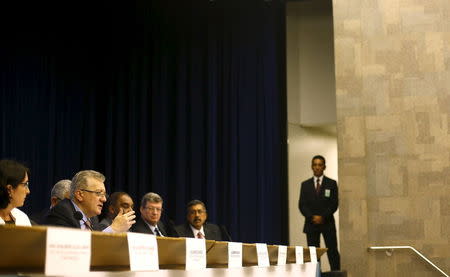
[45, 170, 135, 232]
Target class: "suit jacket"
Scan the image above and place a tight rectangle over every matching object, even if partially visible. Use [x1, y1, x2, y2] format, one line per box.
[98, 217, 112, 231]
[29, 207, 50, 225]
[131, 218, 175, 237]
[44, 198, 100, 230]
[298, 176, 338, 233]
[175, 222, 223, 241]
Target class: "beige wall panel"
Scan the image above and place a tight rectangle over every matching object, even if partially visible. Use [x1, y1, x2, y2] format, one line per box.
[333, 0, 450, 276]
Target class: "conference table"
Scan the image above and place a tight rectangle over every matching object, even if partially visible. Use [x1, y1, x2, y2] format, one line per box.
[0, 225, 326, 276]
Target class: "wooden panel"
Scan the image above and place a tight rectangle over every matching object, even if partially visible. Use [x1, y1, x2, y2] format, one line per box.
[0, 225, 327, 273]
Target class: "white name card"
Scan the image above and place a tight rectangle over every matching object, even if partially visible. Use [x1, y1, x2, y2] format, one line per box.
[255, 243, 270, 267]
[295, 246, 304, 265]
[127, 232, 159, 271]
[309, 246, 318, 263]
[185, 237, 206, 270]
[277, 245, 287, 265]
[228, 242, 242, 268]
[45, 227, 91, 276]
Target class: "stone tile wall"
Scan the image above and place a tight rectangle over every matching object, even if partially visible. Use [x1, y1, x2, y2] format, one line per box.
[333, 1, 450, 276]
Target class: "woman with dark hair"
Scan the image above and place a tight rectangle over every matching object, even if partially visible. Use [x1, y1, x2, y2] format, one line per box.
[0, 159, 31, 226]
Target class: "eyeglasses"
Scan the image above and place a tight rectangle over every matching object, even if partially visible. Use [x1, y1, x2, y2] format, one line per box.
[144, 207, 163, 213]
[188, 209, 206, 215]
[18, 181, 30, 189]
[80, 189, 108, 198]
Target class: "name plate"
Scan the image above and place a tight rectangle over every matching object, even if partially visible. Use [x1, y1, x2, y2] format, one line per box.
[309, 246, 318, 263]
[45, 227, 91, 276]
[228, 242, 242, 268]
[127, 232, 159, 271]
[255, 243, 270, 267]
[277, 245, 287, 265]
[295, 246, 304, 265]
[185, 237, 206, 270]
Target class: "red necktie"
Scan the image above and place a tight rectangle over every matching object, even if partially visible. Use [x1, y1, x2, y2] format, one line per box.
[316, 178, 321, 195]
[197, 232, 204, 239]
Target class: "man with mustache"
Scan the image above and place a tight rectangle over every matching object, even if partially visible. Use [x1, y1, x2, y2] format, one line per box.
[45, 170, 135, 232]
[175, 200, 224, 241]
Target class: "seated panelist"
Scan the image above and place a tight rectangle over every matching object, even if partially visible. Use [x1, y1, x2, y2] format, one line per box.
[175, 200, 229, 241]
[131, 192, 177, 237]
[30, 179, 71, 225]
[98, 191, 134, 230]
[0, 160, 32, 226]
[44, 170, 135, 232]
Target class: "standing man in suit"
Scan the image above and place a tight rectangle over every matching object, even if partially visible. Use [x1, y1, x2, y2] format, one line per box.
[132, 192, 176, 236]
[299, 155, 340, 271]
[44, 170, 135, 232]
[175, 200, 224, 241]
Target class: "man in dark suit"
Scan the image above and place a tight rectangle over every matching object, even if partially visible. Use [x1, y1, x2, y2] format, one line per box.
[30, 179, 71, 225]
[131, 192, 176, 237]
[44, 170, 135, 232]
[175, 200, 225, 241]
[299, 155, 340, 271]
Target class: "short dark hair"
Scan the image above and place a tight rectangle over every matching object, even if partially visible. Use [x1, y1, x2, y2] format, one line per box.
[187, 199, 206, 212]
[108, 192, 130, 208]
[0, 160, 30, 209]
[312, 155, 326, 164]
[99, 191, 132, 220]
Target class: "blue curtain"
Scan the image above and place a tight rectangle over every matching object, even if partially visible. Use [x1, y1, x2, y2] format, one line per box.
[0, 0, 287, 244]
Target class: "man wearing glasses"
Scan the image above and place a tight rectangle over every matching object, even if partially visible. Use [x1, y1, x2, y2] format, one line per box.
[44, 170, 135, 232]
[175, 200, 224, 241]
[131, 192, 177, 237]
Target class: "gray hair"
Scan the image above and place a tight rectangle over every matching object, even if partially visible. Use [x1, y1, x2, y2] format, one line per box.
[51, 179, 71, 200]
[70, 170, 105, 199]
[140, 192, 163, 207]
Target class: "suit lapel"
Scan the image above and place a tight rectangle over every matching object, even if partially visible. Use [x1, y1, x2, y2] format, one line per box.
[66, 199, 81, 228]
[147, 221, 155, 235]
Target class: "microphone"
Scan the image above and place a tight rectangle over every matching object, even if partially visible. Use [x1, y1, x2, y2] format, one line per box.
[74, 211, 93, 230]
[166, 218, 179, 237]
[219, 225, 232, 241]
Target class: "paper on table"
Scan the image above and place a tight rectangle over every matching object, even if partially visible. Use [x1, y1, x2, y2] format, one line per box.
[255, 243, 270, 267]
[185, 237, 206, 270]
[277, 245, 287, 266]
[309, 246, 318, 263]
[127, 232, 159, 271]
[45, 227, 91, 276]
[228, 242, 242, 268]
[295, 246, 304, 265]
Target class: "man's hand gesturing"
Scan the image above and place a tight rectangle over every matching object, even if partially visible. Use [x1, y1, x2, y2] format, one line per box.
[111, 208, 136, 232]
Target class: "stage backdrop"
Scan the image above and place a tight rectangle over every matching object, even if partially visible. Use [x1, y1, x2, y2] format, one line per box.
[0, 0, 287, 244]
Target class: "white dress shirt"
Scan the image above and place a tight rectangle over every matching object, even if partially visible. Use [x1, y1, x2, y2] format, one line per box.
[0, 208, 32, 226]
[190, 225, 205, 239]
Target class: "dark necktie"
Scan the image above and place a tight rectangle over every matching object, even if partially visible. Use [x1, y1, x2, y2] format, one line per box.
[316, 178, 321, 195]
[197, 232, 204, 239]
[154, 227, 161, 236]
